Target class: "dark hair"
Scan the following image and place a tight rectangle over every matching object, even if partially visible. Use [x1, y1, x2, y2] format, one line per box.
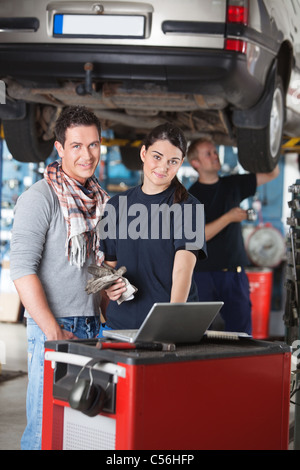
[142, 122, 189, 203]
[55, 106, 101, 147]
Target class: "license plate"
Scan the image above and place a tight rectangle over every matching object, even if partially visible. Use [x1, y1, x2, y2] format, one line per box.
[53, 14, 145, 38]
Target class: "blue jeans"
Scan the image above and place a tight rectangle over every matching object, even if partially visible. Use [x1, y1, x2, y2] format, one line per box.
[21, 316, 100, 450]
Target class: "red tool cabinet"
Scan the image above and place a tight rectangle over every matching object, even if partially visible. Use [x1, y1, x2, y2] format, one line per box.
[42, 338, 291, 450]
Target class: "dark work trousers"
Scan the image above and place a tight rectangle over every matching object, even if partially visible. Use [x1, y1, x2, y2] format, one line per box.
[194, 269, 252, 335]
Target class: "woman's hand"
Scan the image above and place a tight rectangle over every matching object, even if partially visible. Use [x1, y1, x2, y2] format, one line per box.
[105, 278, 126, 301]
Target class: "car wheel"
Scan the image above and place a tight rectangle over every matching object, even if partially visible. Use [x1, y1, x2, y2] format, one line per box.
[2, 103, 56, 163]
[120, 146, 143, 171]
[237, 76, 285, 173]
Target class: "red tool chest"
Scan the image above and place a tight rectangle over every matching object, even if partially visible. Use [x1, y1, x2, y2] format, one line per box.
[42, 338, 291, 450]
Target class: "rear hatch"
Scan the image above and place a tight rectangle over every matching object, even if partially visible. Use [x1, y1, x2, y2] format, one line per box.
[0, 0, 230, 49]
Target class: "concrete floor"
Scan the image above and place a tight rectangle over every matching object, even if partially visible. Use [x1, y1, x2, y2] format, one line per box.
[0, 322, 27, 450]
[0, 320, 296, 450]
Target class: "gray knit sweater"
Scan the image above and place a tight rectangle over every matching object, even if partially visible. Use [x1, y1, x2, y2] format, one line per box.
[10, 179, 100, 318]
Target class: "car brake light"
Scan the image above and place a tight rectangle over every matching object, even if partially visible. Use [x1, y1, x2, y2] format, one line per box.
[227, 1, 249, 25]
[225, 1, 248, 53]
[225, 39, 247, 53]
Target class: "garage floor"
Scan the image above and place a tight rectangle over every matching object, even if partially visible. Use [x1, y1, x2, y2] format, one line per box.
[0, 319, 296, 450]
[0, 322, 27, 451]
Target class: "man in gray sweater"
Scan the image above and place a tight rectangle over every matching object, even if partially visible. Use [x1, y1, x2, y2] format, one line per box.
[10, 106, 109, 450]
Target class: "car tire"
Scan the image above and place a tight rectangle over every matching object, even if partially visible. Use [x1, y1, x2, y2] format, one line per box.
[2, 103, 56, 163]
[236, 76, 285, 173]
[119, 146, 143, 171]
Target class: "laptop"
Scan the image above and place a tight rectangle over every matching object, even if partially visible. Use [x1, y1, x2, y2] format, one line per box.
[102, 301, 224, 344]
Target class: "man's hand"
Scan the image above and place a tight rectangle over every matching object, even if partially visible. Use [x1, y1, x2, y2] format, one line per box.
[225, 207, 248, 223]
[46, 327, 78, 342]
[13, 274, 78, 341]
[205, 206, 247, 241]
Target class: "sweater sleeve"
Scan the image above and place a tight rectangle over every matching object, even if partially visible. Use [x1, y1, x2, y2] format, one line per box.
[10, 182, 54, 281]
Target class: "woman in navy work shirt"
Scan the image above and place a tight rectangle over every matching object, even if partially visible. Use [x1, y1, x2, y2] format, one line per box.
[98, 123, 207, 334]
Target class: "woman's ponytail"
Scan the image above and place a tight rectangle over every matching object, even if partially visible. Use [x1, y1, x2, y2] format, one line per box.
[172, 175, 189, 203]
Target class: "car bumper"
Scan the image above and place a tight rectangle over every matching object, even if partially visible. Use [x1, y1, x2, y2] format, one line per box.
[0, 44, 265, 109]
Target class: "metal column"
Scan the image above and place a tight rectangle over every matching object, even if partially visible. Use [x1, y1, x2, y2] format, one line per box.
[0, 137, 3, 278]
[285, 179, 300, 449]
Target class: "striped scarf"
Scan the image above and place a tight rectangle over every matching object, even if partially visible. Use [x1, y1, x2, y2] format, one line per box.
[44, 160, 109, 269]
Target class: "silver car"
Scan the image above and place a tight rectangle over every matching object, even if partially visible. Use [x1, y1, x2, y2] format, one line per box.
[0, 0, 300, 172]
